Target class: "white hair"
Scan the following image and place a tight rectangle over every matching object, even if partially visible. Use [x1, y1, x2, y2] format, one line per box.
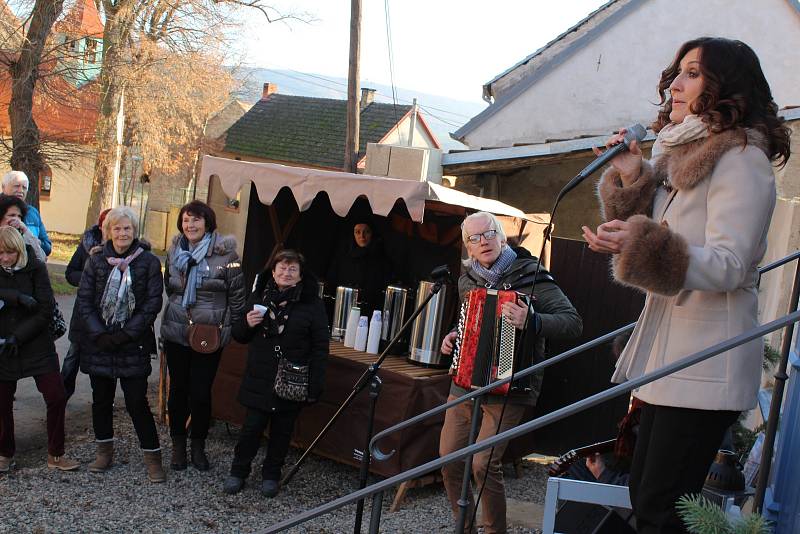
[2, 171, 29, 188]
[103, 206, 139, 236]
[461, 211, 507, 246]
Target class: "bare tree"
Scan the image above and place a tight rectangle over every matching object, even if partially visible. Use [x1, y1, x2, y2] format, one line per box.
[5, 0, 65, 208]
[84, 0, 306, 227]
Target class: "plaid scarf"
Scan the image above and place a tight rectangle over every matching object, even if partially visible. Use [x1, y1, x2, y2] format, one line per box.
[470, 245, 517, 288]
[100, 247, 144, 326]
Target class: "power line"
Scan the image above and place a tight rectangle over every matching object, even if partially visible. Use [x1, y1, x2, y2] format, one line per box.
[254, 67, 466, 129]
[383, 0, 400, 137]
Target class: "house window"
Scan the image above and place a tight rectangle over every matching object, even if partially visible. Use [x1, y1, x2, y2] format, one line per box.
[39, 166, 52, 198]
[85, 39, 98, 63]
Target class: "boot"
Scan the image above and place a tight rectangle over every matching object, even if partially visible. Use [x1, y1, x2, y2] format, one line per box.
[170, 437, 187, 471]
[47, 454, 80, 471]
[143, 450, 167, 483]
[88, 441, 114, 473]
[190, 438, 210, 471]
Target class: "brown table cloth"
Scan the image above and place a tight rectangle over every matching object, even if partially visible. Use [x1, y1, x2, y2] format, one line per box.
[211, 341, 451, 478]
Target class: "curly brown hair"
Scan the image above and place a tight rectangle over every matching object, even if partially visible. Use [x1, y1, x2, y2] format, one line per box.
[652, 37, 791, 167]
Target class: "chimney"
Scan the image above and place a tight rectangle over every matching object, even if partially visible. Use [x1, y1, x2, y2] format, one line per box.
[261, 83, 278, 100]
[360, 87, 376, 111]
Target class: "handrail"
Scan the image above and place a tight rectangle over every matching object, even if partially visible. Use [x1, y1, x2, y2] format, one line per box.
[369, 252, 798, 460]
[370, 321, 635, 461]
[260, 310, 800, 533]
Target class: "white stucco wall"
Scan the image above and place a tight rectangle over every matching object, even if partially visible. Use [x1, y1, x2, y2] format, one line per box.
[464, 0, 800, 148]
[0, 148, 96, 235]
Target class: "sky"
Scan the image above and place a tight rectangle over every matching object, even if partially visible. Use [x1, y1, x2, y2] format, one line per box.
[239, 0, 609, 105]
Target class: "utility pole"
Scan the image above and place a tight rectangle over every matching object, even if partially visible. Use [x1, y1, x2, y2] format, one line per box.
[344, 0, 361, 173]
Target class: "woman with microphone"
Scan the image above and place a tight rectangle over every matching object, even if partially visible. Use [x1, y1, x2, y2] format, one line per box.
[583, 37, 790, 533]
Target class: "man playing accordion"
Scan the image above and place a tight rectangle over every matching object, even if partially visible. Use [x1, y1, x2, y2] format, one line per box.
[439, 211, 582, 534]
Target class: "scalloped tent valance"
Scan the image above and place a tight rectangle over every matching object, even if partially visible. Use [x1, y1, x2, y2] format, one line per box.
[199, 156, 535, 223]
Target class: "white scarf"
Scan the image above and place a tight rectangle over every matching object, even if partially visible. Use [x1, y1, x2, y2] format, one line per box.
[652, 114, 709, 158]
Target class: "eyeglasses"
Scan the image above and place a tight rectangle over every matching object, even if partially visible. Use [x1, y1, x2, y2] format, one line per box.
[275, 264, 300, 274]
[466, 229, 498, 244]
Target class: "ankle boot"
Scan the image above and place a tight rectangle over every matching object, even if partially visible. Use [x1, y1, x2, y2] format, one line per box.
[191, 438, 210, 471]
[143, 450, 167, 483]
[88, 441, 114, 473]
[171, 437, 187, 471]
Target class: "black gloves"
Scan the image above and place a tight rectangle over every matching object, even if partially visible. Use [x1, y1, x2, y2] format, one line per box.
[95, 331, 131, 351]
[110, 331, 131, 346]
[95, 334, 115, 351]
[0, 336, 18, 358]
[17, 294, 38, 313]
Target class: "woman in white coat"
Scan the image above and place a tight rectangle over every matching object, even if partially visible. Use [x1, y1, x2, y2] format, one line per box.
[583, 37, 791, 533]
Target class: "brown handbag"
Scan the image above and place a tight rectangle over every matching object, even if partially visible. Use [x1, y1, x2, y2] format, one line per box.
[187, 309, 222, 354]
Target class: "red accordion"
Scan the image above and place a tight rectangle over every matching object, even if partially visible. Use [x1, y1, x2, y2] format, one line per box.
[449, 288, 532, 395]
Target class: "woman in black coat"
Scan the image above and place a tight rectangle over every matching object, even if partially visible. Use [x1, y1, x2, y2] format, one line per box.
[223, 249, 328, 498]
[76, 207, 165, 483]
[0, 227, 78, 472]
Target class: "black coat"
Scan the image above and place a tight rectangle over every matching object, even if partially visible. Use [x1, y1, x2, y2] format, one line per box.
[66, 225, 102, 342]
[77, 239, 163, 378]
[326, 238, 392, 315]
[0, 246, 58, 381]
[232, 270, 329, 412]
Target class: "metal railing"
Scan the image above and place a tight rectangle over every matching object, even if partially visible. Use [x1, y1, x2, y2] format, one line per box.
[261, 250, 800, 532]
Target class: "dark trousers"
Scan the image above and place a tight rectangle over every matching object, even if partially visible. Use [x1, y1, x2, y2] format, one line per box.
[628, 403, 738, 534]
[164, 340, 221, 439]
[89, 375, 160, 450]
[230, 407, 300, 481]
[0, 371, 66, 457]
[60, 342, 81, 401]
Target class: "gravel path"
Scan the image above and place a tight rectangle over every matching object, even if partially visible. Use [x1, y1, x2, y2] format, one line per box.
[0, 407, 548, 533]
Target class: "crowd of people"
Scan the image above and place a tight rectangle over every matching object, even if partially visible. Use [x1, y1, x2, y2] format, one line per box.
[0, 34, 792, 534]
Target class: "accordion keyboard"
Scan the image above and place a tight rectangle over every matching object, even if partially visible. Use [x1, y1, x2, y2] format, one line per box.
[496, 317, 516, 380]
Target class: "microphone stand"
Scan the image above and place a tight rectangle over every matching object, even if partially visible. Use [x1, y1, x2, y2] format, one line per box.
[280, 273, 451, 502]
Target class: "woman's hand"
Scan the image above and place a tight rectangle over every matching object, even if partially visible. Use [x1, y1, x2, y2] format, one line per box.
[582, 220, 632, 255]
[501, 300, 529, 329]
[245, 309, 265, 328]
[441, 331, 457, 355]
[592, 128, 642, 186]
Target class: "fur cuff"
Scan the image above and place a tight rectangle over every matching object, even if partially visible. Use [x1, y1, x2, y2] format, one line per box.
[612, 215, 688, 296]
[597, 161, 659, 222]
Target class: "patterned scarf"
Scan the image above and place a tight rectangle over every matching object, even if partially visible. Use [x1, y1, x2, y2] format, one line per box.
[262, 279, 303, 337]
[100, 247, 144, 326]
[173, 232, 212, 309]
[652, 114, 709, 158]
[470, 245, 517, 288]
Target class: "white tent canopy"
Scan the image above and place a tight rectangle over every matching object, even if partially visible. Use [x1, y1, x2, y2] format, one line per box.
[200, 156, 534, 223]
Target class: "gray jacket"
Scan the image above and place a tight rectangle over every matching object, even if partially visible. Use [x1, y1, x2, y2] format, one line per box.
[160, 232, 246, 348]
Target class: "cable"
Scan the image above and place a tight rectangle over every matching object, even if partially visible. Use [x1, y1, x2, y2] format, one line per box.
[383, 0, 400, 141]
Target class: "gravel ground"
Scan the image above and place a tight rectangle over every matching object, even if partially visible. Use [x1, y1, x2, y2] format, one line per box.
[0, 407, 548, 533]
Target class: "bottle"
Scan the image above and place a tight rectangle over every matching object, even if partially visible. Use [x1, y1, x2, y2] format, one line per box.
[366, 311, 382, 354]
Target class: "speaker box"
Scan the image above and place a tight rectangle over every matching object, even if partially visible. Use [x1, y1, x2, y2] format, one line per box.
[554, 501, 636, 534]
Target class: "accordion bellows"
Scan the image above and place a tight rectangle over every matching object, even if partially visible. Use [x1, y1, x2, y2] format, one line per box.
[450, 288, 532, 395]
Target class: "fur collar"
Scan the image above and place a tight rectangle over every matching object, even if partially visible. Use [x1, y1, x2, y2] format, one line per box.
[169, 232, 237, 257]
[654, 128, 769, 191]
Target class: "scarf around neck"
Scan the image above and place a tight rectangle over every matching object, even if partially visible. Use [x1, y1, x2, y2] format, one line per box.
[101, 246, 144, 326]
[262, 279, 303, 337]
[652, 114, 709, 158]
[174, 232, 212, 309]
[471, 245, 517, 288]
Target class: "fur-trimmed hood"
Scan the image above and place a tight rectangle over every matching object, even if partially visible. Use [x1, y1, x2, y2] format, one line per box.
[169, 232, 237, 258]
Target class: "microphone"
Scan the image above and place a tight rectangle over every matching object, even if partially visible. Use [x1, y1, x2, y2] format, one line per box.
[558, 123, 647, 199]
[430, 265, 451, 281]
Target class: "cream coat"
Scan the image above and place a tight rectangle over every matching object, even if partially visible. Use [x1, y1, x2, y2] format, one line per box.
[598, 129, 776, 411]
